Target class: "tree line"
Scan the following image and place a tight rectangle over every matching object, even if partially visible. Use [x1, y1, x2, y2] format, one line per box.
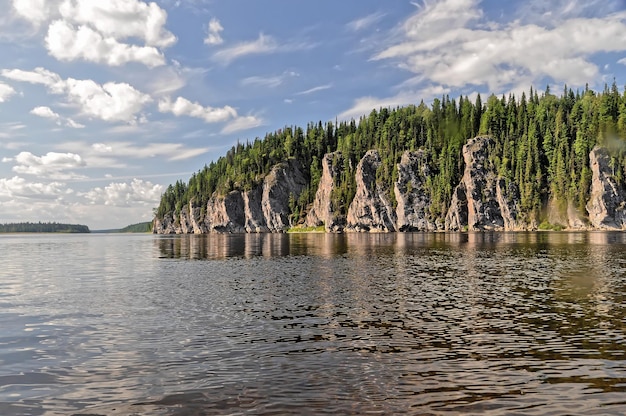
[0, 222, 90, 233]
[155, 82, 626, 225]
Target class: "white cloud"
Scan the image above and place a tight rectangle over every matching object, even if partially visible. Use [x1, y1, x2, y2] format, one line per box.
[212, 33, 278, 65]
[372, 0, 626, 92]
[12, 0, 61, 27]
[58, 0, 176, 48]
[3, 68, 152, 123]
[619, 58, 626, 66]
[57, 140, 210, 165]
[8, 151, 87, 179]
[221, 115, 264, 134]
[1, 67, 63, 91]
[12, 0, 176, 66]
[158, 96, 237, 123]
[347, 11, 385, 32]
[83, 178, 163, 207]
[63, 78, 152, 123]
[0, 176, 69, 199]
[295, 84, 332, 96]
[0, 83, 16, 102]
[45, 20, 166, 67]
[204, 17, 224, 45]
[30, 105, 58, 120]
[30, 105, 84, 128]
[241, 71, 299, 88]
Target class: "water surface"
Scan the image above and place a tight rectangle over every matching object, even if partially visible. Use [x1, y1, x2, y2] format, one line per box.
[1, 232, 626, 415]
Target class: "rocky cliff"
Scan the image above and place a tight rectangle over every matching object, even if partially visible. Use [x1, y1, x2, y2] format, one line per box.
[586, 146, 626, 229]
[305, 152, 346, 232]
[154, 138, 626, 234]
[445, 136, 525, 231]
[154, 159, 306, 234]
[345, 150, 397, 232]
[394, 150, 440, 231]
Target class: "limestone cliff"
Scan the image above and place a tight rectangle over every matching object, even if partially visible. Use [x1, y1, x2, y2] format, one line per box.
[306, 152, 346, 232]
[153, 159, 306, 234]
[586, 146, 626, 229]
[346, 150, 397, 232]
[262, 159, 308, 232]
[445, 136, 525, 231]
[394, 150, 440, 231]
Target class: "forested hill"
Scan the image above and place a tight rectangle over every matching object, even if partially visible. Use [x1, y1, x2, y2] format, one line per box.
[0, 222, 90, 233]
[155, 83, 626, 232]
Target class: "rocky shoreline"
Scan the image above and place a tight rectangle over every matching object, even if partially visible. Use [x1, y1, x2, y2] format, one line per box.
[154, 137, 626, 234]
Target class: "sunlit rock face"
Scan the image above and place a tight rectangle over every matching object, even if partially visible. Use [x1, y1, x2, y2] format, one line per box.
[346, 150, 397, 232]
[586, 146, 626, 230]
[306, 152, 347, 232]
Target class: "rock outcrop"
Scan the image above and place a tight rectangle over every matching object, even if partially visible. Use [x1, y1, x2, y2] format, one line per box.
[306, 152, 346, 232]
[586, 146, 626, 229]
[445, 136, 525, 231]
[394, 150, 439, 231]
[262, 159, 308, 232]
[153, 159, 306, 234]
[204, 191, 246, 233]
[346, 150, 397, 232]
[154, 138, 626, 234]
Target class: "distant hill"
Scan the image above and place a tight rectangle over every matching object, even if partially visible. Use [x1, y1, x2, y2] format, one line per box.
[0, 222, 90, 233]
[119, 222, 153, 233]
[93, 222, 153, 233]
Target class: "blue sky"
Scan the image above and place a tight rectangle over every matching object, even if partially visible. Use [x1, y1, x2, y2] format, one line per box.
[0, 0, 625, 229]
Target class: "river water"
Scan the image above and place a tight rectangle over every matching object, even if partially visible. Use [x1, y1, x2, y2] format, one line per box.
[1, 232, 626, 415]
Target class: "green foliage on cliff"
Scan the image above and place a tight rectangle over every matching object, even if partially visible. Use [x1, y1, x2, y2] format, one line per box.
[0, 222, 90, 233]
[156, 82, 626, 223]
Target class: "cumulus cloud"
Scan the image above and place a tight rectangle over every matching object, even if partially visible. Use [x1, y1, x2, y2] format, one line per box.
[83, 178, 163, 207]
[221, 115, 264, 134]
[158, 96, 237, 123]
[1, 67, 63, 91]
[0, 175, 70, 199]
[8, 151, 86, 179]
[3, 68, 151, 123]
[373, 0, 626, 92]
[12, 0, 176, 66]
[30, 105, 85, 128]
[0, 83, 16, 102]
[45, 20, 166, 67]
[204, 17, 224, 45]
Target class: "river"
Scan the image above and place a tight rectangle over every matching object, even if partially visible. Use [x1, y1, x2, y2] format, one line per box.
[1, 232, 626, 415]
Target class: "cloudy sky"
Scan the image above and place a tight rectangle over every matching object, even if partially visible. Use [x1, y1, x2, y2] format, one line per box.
[0, 0, 625, 229]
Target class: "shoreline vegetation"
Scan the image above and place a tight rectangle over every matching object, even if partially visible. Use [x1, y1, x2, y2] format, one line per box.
[152, 83, 626, 234]
[0, 222, 90, 233]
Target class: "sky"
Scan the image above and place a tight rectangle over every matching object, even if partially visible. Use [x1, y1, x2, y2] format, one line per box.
[0, 0, 625, 229]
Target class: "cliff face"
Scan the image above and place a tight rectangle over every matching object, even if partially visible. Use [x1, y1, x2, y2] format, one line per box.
[394, 150, 440, 231]
[445, 136, 525, 231]
[586, 146, 626, 229]
[346, 150, 397, 232]
[154, 139, 626, 234]
[306, 152, 346, 232]
[153, 159, 306, 234]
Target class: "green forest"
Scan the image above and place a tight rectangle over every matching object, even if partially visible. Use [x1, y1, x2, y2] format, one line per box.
[155, 82, 626, 226]
[0, 222, 90, 233]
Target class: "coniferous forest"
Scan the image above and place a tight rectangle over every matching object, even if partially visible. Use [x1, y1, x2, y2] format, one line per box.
[0, 222, 90, 233]
[155, 83, 626, 230]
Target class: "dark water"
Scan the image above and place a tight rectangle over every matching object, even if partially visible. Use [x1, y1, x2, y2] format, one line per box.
[2, 232, 626, 415]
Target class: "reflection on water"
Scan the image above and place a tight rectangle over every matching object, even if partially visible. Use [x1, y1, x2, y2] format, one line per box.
[1, 232, 626, 415]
